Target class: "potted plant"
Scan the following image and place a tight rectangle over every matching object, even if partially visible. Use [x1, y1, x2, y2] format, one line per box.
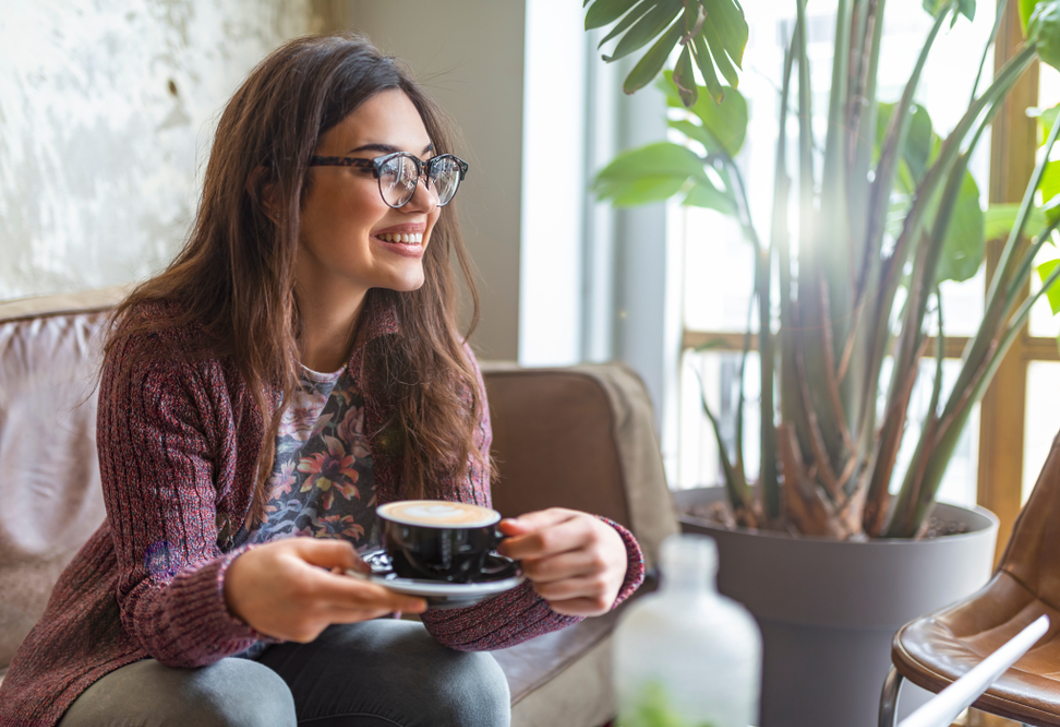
[584, 0, 1060, 724]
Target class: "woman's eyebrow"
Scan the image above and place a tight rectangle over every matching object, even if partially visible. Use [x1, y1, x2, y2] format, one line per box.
[346, 142, 435, 155]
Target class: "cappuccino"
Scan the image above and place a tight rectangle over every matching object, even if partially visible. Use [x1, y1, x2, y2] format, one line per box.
[378, 500, 500, 528]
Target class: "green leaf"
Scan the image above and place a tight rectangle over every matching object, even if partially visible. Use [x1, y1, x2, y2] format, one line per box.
[585, 0, 638, 29]
[598, 0, 655, 49]
[667, 118, 714, 149]
[683, 176, 738, 215]
[662, 71, 748, 156]
[923, 0, 975, 22]
[702, 0, 748, 68]
[1046, 193, 1060, 224]
[903, 105, 936, 182]
[1037, 258, 1060, 313]
[1041, 159, 1060, 206]
[1030, 0, 1060, 70]
[623, 16, 684, 95]
[1031, 102, 1060, 145]
[684, 0, 702, 34]
[672, 44, 698, 107]
[700, 8, 740, 88]
[592, 141, 706, 206]
[606, 0, 681, 62]
[604, 176, 688, 206]
[984, 202, 1048, 241]
[876, 102, 936, 190]
[1023, 0, 1043, 33]
[690, 34, 725, 103]
[922, 0, 948, 16]
[935, 170, 985, 283]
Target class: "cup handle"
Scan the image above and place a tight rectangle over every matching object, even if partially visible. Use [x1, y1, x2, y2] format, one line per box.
[481, 527, 520, 578]
[489, 526, 506, 551]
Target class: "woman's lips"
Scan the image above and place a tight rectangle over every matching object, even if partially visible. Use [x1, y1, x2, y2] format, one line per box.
[371, 233, 425, 258]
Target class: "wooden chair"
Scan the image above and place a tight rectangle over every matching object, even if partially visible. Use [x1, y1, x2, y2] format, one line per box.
[880, 434, 1060, 726]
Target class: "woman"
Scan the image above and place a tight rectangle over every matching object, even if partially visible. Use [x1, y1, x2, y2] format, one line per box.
[0, 33, 644, 727]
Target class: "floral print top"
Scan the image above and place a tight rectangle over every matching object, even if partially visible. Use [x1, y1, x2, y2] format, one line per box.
[234, 363, 378, 550]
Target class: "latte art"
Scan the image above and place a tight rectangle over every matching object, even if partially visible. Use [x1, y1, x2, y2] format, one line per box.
[378, 500, 500, 528]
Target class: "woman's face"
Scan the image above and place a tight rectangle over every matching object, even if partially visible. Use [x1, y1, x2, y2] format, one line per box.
[295, 89, 441, 305]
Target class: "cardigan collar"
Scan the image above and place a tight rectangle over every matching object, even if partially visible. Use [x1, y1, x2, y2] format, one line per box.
[345, 293, 401, 366]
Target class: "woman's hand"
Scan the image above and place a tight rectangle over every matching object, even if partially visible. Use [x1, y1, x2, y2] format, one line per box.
[223, 538, 427, 642]
[497, 508, 628, 617]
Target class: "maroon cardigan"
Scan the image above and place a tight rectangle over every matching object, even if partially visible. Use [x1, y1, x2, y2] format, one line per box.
[0, 300, 645, 727]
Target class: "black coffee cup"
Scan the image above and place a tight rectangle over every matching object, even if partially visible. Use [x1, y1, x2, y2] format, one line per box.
[377, 500, 515, 583]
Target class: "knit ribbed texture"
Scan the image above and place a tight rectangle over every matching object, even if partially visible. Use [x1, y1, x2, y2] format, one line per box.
[0, 300, 645, 727]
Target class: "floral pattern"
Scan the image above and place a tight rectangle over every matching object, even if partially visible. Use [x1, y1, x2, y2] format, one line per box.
[235, 365, 377, 548]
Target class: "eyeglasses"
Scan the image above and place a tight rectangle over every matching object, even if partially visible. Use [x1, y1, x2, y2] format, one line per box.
[308, 151, 469, 208]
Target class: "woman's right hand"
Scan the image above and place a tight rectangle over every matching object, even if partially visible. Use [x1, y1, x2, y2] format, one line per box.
[223, 537, 427, 642]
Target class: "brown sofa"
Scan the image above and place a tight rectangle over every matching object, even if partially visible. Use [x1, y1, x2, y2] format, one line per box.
[0, 287, 678, 727]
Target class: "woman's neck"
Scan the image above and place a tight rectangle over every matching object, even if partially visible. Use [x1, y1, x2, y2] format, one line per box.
[297, 287, 367, 373]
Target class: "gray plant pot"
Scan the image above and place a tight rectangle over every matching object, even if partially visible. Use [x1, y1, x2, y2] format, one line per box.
[673, 487, 999, 727]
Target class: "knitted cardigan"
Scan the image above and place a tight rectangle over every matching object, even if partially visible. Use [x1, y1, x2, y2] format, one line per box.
[0, 299, 645, 727]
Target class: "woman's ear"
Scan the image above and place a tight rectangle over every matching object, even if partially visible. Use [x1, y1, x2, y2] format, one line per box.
[247, 166, 280, 224]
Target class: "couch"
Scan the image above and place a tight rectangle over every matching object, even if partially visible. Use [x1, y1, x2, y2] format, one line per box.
[0, 286, 679, 727]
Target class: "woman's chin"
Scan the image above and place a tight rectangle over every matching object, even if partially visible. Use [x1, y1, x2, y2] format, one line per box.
[380, 271, 426, 293]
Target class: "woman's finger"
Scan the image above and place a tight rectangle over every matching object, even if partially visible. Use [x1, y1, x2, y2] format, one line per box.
[312, 570, 427, 613]
[520, 549, 606, 583]
[287, 537, 360, 571]
[545, 596, 615, 618]
[530, 574, 609, 601]
[498, 513, 595, 560]
[498, 507, 579, 536]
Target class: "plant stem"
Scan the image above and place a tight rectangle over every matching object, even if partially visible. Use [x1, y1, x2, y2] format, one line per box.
[769, 20, 797, 521]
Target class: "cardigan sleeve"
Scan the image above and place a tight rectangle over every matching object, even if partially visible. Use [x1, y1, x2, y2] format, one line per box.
[96, 336, 272, 667]
[418, 345, 646, 652]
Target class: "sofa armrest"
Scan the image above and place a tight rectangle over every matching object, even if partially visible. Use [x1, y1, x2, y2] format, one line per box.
[480, 361, 678, 571]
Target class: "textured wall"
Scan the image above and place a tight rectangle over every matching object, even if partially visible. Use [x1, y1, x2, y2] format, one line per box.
[0, 0, 319, 301]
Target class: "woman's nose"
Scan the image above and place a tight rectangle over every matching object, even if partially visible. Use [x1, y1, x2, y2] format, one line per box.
[402, 175, 439, 213]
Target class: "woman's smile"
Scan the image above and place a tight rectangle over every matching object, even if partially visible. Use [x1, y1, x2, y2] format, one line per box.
[372, 222, 427, 258]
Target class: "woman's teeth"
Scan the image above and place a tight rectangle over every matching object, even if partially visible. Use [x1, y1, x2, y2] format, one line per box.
[376, 232, 423, 244]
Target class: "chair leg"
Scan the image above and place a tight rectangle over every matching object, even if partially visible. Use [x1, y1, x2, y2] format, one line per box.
[879, 666, 904, 727]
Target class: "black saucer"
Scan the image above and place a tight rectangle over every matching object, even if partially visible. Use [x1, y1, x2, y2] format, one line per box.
[352, 548, 525, 610]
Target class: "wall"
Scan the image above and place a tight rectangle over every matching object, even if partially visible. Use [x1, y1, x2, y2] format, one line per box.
[0, 0, 323, 301]
[342, 0, 525, 360]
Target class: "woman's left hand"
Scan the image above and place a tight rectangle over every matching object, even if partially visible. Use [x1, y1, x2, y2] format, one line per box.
[497, 508, 628, 617]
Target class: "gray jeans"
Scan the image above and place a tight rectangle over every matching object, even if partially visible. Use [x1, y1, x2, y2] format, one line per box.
[58, 620, 511, 727]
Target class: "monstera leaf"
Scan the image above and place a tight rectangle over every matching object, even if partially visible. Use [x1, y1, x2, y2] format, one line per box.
[584, 0, 747, 105]
[1029, 0, 1060, 70]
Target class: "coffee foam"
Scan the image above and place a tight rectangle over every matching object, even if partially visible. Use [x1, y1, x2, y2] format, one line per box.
[378, 500, 500, 528]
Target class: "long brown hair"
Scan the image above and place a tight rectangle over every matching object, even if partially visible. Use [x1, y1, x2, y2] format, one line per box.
[105, 33, 486, 523]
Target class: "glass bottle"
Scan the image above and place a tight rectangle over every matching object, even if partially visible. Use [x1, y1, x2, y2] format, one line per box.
[613, 533, 762, 727]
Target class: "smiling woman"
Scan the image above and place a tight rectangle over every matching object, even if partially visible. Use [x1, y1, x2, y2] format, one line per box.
[295, 90, 444, 372]
[0, 33, 645, 727]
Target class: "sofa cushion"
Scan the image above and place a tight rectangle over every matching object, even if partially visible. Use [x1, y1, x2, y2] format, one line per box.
[0, 288, 129, 671]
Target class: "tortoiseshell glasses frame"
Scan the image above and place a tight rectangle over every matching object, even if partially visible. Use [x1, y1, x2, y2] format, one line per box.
[307, 151, 469, 208]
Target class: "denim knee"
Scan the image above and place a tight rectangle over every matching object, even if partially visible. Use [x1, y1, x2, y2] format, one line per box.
[58, 657, 297, 727]
[257, 620, 510, 727]
[184, 657, 298, 727]
[426, 650, 511, 727]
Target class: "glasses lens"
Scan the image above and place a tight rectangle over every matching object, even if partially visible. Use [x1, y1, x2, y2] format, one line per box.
[379, 155, 418, 207]
[430, 157, 461, 206]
